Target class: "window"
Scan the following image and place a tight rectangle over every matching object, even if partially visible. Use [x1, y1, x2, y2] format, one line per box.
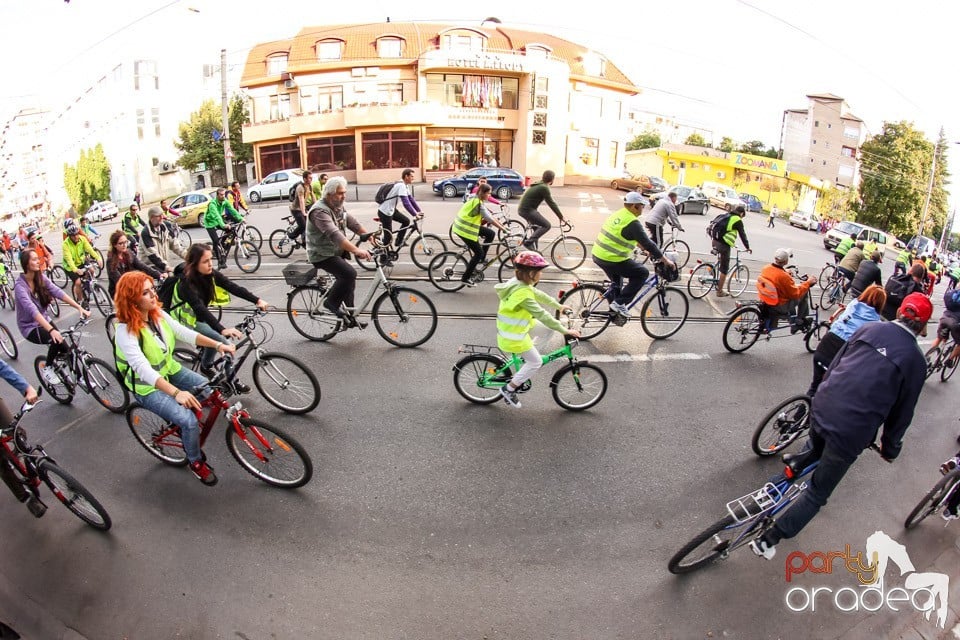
[425, 74, 517, 109]
[822, 160, 827, 165]
[814, 120, 819, 127]
[525, 46, 548, 59]
[533, 113, 547, 127]
[378, 37, 403, 58]
[583, 53, 607, 77]
[443, 34, 484, 51]
[259, 142, 300, 178]
[267, 55, 287, 76]
[136, 108, 144, 140]
[378, 83, 403, 103]
[361, 131, 419, 169]
[306, 135, 356, 171]
[535, 95, 548, 109]
[151, 107, 160, 137]
[269, 94, 290, 120]
[134, 60, 158, 91]
[316, 86, 344, 112]
[841, 146, 856, 158]
[827, 123, 832, 128]
[608, 141, 618, 168]
[843, 126, 859, 139]
[317, 40, 343, 61]
[603, 100, 622, 120]
[812, 139, 816, 144]
[532, 130, 546, 145]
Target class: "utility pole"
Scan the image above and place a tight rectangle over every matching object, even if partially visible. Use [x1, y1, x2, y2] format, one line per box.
[940, 207, 956, 253]
[220, 48, 234, 184]
[917, 139, 937, 238]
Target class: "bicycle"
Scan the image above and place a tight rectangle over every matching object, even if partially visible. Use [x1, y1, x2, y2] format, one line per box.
[0, 269, 14, 310]
[125, 358, 313, 488]
[452, 339, 607, 411]
[172, 309, 320, 415]
[818, 268, 848, 311]
[924, 336, 959, 382]
[34, 316, 129, 414]
[268, 214, 306, 258]
[817, 261, 839, 289]
[216, 223, 261, 273]
[556, 261, 690, 340]
[721, 288, 827, 354]
[1, 397, 112, 530]
[668, 445, 882, 573]
[522, 220, 587, 271]
[355, 215, 446, 271]
[231, 217, 263, 251]
[285, 246, 438, 347]
[905, 465, 960, 529]
[687, 248, 750, 299]
[0, 321, 18, 360]
[637, 225, 691, 269]
[448, 203, 526, 248]
[75, 260, 113, 318]
[751, 394, 812, 457]
[426, 233, 523, 292]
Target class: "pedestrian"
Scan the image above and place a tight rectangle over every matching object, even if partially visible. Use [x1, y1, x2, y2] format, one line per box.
[133, 192, 142, 208]
[768, 208, 775, 228]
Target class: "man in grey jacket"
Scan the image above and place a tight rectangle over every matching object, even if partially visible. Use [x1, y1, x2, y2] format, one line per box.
[642, 192, 683, 248]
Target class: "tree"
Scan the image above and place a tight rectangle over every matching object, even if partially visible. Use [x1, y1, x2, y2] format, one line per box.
[228, 94, 253, 165]
[627, 130, 660, 151]
[717, 136, 735, 153]
[816, 186, 858, 221]
[175, 95, 252, 171]
[62, 143, 111, 213]
[738, 140, 766, 156]
[684, 133, 708, 147]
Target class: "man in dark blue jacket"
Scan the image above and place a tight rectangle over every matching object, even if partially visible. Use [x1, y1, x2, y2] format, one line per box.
[750, 293, 931, 560]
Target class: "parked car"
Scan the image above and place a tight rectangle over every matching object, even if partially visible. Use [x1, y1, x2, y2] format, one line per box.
[738, 193, 764, 213]
[823, 220, 890, 253]
[166, 189, 218, 227]
[648, 176, 669, 193]
[701, 181, 742, 211]
[891, 237, 907, 250]
[788, 211, 822, 231]
[432, 168, 525, 200]
[247, 169, 305, 203]
[85, 201, 119, 223]
[648, 185, 711, 215]
[610, 173, 656, 194]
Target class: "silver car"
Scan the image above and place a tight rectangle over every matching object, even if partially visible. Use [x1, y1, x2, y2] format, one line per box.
[247, 169, 305, 203]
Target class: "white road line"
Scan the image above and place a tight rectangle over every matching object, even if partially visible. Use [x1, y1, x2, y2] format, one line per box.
[584, 352, 711, 363]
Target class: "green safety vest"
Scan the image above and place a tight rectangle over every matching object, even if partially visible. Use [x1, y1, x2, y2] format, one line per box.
[723, 215, 743, 247]
[168, 280, 230, 325]
[114, 319, 182, 397]
[836, 237, 855, 255]
[952, 266, 960, 279]
[591, 209, 636, 262]
[452, 198, 483, 241]
[863, 242, 878, 258]
[496, 285, 536, 353]
[897, 250, 912, 265]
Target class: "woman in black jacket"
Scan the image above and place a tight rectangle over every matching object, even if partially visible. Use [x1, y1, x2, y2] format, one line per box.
[106, 229, 162, 296]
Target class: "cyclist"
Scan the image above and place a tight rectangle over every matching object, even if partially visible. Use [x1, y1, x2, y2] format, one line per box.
[1, 231, 12, 265]
[807, 285, 886, 397]
[26, 231, 52, 272]
[750, 293, 929, 560]
[451, 183, 510, 287]
[925, 286, 960, 370]
[305, 176, 373, 328]
[202, 187, 242, 270]
[893, 246, 913, 277]
[160, 199, 180, 221]
[377, 168, 423, 260]
[642, 191, 683, 248]
[106, 230, 162, 297]
[847, 250, 883, 298]
[289, 171, 313, 248]
[464, 177, 503, 206]
[79, 216, 101, 242]
[121, 203, 146, 251]
[517, 170, 565, 251]
[948, 261, 960, 291]
[311, 173, 328, 203]
[494, 251, 579, 409]
[61, 219, 103, 306]
[13, 249, 90, 372]
[836, 241, 865, 288]
[113, 271, 237, 486]
[755, 248, 813, 334]
[881, 263, 927, 321]
[712, 204, 751, 298]
[833, 233, 856, 264]
[226, 181, 250, 217]
[140, 207, 186, 274]
[0, 359, 41, 516]
[591, 192, 674, 318]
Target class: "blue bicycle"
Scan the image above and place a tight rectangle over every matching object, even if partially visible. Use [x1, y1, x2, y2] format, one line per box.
[557, 261, 689, 340]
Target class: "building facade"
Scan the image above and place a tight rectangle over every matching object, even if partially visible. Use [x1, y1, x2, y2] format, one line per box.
[0, 108, 48, 220]
[780, 93, 865, 190]
[240, 22, 640, 185]
[625, 108, 714, 147]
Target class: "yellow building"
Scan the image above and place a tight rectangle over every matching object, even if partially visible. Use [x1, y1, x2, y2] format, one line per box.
[240, 22, 639, 185]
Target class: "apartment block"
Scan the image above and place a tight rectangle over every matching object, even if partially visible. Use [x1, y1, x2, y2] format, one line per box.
[780, 93, 865, 189]
[0, 108, 48, 218]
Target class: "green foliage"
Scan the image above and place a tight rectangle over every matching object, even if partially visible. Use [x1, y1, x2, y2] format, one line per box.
[228, 94, 252, 164]
[947, 231, 960, 253]
[736, 140, 779, 158]
[627, 130, 660, 151]
[684, 133, 708, 147]
[816, 187, 858, 220]
[717, 137, 735, 153]
[62, 143, 111, 213]
[175, 95, 252, 171]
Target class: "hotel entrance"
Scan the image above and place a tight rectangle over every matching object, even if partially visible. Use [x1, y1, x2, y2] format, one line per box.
[426, 129, 514, 172]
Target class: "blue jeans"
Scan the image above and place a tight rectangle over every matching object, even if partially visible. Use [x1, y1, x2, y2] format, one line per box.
[134, 367, 209, 464]
[194, 321, 229, 369]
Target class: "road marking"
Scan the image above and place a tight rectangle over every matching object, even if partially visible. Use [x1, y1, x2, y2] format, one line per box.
[584, 352, 711, 363]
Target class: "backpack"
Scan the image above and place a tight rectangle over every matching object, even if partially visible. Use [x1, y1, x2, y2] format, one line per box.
[945, 288, 960, 313]
[374, 182, 398, 205]
[706, 212, 732, 241]
[883, 273, 914, 310]
[157, 264, 184, 311]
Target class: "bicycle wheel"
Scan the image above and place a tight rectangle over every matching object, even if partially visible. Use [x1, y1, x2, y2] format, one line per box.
[942, 352, 960, 382]
[663, 239, 691, 269]
[252, 353, 320, 415]
[668, 515, 748, 574]
[286, 285, 339, 342]
[34, 356, 74, 404]
[687, 263, 716, 299]
[925, 347, 942, 380]
[105, 313, 118, 346]
[905, 469, 960, 529]
[38, 460, 112, 531]
[453, 354, 510, 404]
[0, 322, 17, 359]
[92, 249, 105, 278]
[49, 296, 60, 318]
[448, 223, 466, 248]
[83, 356, 129, 414]
[751, 395, 811, 456]
[233, 240, 261, 273]
[728, 264, 750, 298]
[225, 418, 312, 488]
[558, 284, 612, 341]
[0, 286, 9, 310]
[550, 362, 607, 411]
[550, 235, 587, 271]
[722, 306, 762, 353]
[50, 266, 68, 289]
[269, 229, 294, 258]
[427, 252, 469, 292]
[639, 286, 689, 339]
[126, 404, 188, 466]
[173, 347, 200, 370]
[372, 286, 438, 348]
[498, 219, 526, 242]
[91, 283, 113, 317]
[410, 233, 447, 270]
[818, 264, 837, 290]
[818, 284, 842, 311]
[804, 321, 830, 353]
[178, 228, 193, 246]
[242, 224, 263, 250]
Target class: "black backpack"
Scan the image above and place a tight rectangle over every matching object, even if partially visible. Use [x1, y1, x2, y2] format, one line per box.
[706, 212, 732, 241]
[883, 273, 914, 310]
[157, 264, 184, 311]
[374, 182, 398, 205]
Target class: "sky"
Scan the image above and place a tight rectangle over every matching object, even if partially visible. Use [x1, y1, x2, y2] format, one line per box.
[2, 0, 958, 219]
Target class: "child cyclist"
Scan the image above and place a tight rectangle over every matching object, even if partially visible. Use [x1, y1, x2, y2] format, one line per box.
[494, 251, 580, 408]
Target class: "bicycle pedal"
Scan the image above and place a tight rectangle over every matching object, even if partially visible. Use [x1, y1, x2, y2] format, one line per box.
[26, 497, 47, 518]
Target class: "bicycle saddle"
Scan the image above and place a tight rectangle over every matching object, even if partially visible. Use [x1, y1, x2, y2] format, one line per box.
[782, 450, 818, 477]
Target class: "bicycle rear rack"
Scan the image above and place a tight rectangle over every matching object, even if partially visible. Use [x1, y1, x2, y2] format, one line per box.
[458, 344, 503, 355]
[726, 482, 783, 523]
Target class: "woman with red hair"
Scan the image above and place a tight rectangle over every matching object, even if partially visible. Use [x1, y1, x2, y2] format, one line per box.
[113, 270, 236, 486]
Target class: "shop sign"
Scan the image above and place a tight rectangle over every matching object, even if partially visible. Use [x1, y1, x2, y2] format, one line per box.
[733, 153, 785, 176]
[446, 53, 526, 72]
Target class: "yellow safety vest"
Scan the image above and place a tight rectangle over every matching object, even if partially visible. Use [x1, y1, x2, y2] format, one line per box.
[591, 209, 636, 262]
[496, 285, 536, 353]
[836, 237, 855, 255]
[114, 319, 182, 397]
[452, 198, 483, 241]
[723, 215, 743, 247]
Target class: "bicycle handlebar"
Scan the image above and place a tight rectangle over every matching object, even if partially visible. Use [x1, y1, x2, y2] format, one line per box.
[559, 220, 573, 232]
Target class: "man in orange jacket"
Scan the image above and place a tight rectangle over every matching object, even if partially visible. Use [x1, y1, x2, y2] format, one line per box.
[757, 248, 814, 333]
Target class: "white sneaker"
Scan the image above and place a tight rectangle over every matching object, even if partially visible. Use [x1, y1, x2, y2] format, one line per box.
[41, 365, 60, 385]
[500, 386, 522, 409]
[749, 538, 777, 560]
[610, 302, 631, 317]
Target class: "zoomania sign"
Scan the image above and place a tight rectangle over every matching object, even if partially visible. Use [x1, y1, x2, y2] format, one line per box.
[783, 531, 949, 628]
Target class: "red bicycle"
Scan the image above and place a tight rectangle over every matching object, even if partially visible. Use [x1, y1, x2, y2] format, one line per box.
[1, 397, 112, 530]
[125, 360, 313, 488]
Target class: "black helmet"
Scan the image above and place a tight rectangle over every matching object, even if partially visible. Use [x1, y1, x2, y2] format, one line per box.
[734, 204, 746, 214]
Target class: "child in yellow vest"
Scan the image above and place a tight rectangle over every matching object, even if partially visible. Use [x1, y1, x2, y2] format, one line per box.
[494, 251, 580, 408]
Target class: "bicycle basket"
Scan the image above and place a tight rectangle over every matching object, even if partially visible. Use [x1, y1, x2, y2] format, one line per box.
[282, 262, 318, 287]
[656, 251, 680, 283]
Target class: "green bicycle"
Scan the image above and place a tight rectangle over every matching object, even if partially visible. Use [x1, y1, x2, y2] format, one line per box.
[452, 339, 607, 411]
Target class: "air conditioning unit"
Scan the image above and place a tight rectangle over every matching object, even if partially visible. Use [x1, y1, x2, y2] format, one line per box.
[284, 78, 296, 89]
[158, 161, 176, 174]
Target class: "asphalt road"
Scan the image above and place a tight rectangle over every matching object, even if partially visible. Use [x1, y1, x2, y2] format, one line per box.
[0, 187, 955, 639]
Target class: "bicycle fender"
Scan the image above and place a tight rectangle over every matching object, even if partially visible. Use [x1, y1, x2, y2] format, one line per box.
[548, 363, 576, 388]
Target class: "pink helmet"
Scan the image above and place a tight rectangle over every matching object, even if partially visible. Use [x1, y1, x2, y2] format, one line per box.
[514, 250, 549, 269]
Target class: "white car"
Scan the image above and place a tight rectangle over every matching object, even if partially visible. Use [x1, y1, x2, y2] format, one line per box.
[85, 201, 119, 222]
[788, 211, 821, 231]
[247, 169, 305, 203]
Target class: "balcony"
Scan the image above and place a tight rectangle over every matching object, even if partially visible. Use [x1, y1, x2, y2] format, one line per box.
[241, 119, 296, 144]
